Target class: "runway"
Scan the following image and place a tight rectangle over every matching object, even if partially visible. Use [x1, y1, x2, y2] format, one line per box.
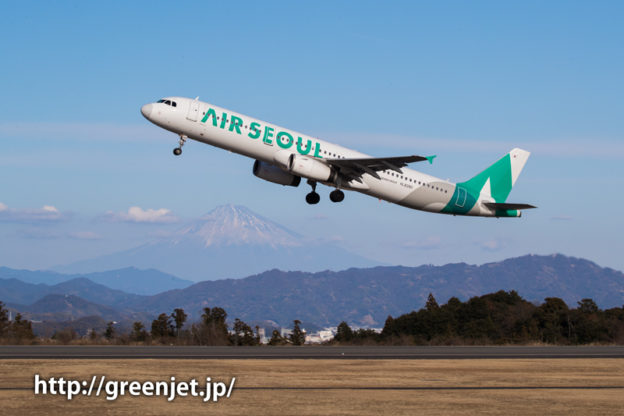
[1, 345, 623, 359]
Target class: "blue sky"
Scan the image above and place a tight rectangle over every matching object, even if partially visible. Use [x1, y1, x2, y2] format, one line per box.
[1, 1, 623, 273]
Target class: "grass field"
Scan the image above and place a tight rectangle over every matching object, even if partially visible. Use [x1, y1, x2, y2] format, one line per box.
[1, 359, 623, 415]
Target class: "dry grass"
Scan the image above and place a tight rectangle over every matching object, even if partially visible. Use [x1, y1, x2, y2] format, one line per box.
[1, 359, 623, 415]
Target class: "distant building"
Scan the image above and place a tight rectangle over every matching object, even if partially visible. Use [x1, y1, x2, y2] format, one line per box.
[318, 329, 335, 342]
[258, 327, 268, 344]
[305, 327, 337, 344]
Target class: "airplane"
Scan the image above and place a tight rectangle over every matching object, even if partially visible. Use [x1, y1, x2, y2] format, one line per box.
[140, 97, 536, 218]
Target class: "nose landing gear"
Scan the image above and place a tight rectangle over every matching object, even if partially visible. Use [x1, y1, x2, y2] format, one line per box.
[306, 180, 320, 205]
[329, 189, 345, 203]
[173, 135, 186, 156]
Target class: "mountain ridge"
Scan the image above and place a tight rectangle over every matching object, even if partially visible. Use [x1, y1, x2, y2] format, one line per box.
[0, 266, 192, 295]
[2, 254, 622, 329]
[119, 253, 624, 327]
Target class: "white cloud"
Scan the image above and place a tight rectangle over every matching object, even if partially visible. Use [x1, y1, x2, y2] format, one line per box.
[102, 206, 178, 224]
[0, 202, 67, 223]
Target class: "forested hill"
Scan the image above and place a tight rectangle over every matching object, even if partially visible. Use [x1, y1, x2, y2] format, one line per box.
[124, 254, 624, 327]
[1, 254, 622, 328]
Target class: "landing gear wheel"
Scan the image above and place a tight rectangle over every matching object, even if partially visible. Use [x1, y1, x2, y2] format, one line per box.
[306, 192, 320, 205]
[305, 179, 320, 204]
[173, 135, 186, 156]
[329, 189, 345, 203]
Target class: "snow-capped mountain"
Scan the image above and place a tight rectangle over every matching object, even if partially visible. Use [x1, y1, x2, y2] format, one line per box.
[172, 205, 301, 248]
[57, 205, 378, 281]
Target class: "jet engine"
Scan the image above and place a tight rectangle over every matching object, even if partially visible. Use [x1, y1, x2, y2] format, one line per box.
[252, 160, 301, 186]
[286, 154, 337, 183]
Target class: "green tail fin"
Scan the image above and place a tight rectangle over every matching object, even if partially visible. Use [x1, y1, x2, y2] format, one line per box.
[461, 148, 530, 203]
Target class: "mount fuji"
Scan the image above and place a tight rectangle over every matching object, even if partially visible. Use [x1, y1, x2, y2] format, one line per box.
[57, 205, 378, 281]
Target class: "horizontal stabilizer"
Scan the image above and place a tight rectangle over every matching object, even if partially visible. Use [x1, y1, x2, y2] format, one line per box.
[483, 202, 537, 210]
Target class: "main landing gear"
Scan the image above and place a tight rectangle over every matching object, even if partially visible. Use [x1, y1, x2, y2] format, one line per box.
[173, 135, 186, 156]
[306, 180, 320, 205]
[305, 180, 345, 204]
[329, 189, 345, 203]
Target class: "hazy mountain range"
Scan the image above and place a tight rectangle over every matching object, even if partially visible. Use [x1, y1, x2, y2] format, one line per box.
[0, 266, 192, 296]
[55, 205, 379, 281]
[2, 254, 623, 331]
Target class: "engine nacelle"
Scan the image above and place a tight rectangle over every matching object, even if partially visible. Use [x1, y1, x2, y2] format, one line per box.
[287, 154, 337, 183]
[253, 160, 301, 187]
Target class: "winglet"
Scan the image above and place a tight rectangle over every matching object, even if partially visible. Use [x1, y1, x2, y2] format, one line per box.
[426, 155, 436, 164]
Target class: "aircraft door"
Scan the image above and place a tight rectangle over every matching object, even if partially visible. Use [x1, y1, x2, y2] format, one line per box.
[187, 100, 200, 122]
[455, 187, 467, 208]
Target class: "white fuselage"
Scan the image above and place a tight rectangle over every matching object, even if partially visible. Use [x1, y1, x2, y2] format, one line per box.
[141, 97, 510, 217]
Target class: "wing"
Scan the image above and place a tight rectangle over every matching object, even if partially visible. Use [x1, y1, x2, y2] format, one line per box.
[326, 155, 435, 180]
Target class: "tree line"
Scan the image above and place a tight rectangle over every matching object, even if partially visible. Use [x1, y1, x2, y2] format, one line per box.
[0, 302, 35, 343]
[3, 290, 624, 345]
[333, 291, 624, 345]
[0, 302, 306, 346]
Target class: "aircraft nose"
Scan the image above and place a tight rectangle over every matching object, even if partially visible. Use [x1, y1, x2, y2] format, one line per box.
[141, 103, 153, 119]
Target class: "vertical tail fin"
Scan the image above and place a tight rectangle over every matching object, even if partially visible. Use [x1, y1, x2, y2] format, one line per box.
[509, 148, 531, 187]
[462, 148, 530, 203]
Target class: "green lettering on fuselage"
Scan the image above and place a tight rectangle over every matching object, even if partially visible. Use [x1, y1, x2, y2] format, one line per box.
[263, 126, 275, 144]
[201, 106, 324, 158]
[313, 142, 323, 158]
[248, 122, 261, 139]
[277, 131, 294, 149]
[229, 115, 242, 134]
[200, 108, 217, 126]
[297, 137, 312, 155]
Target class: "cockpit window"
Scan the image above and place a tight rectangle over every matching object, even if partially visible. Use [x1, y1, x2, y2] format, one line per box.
[156, 99, 176, 107]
